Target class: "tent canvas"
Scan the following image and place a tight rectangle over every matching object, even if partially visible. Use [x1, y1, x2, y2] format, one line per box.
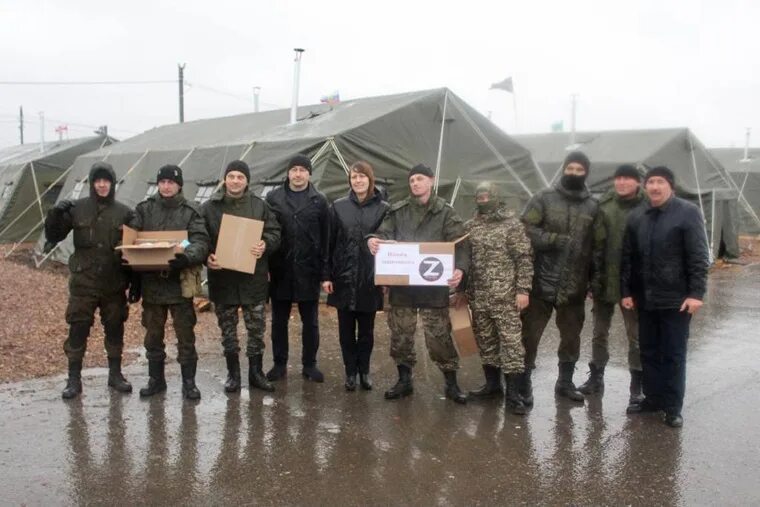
[708, 148, 760, 235]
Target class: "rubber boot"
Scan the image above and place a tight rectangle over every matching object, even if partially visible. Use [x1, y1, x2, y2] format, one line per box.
[519, 369, 534, 407]
[266, 362, 287, 381]
[139, 360, 167, 397]
[504, 373, 527, 415]
[578, 363, 605, 395]
[249, 355, 275, 392]
[107, 357, 132, 393]
[62, 360, 83, 399]
[555, 362, 585, 403]
[628, 369, 644, 405]
[345, 373, 357, 392]
[181, 362, 201, 400]
[384, 365, 413, 400]
[443, 371, 467, 404]
[224, 354, 241, 393]
[359, 372, 373, 391]
[469, 365, 503, 398]
[302, 364, 325, 383]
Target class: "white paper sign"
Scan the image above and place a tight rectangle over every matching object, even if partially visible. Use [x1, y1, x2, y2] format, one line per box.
[375, 243, 454, 286]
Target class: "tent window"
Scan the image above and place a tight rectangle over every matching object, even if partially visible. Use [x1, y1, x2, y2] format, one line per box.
[1, 183, 12, 200]
[145, 184, 158, 199]
[71, 180, 86, 199]
[260, 184, 279, 199]
[194, 185, 216, 204]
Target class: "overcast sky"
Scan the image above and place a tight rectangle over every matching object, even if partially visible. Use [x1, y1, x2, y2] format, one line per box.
[1, 0, 758, 150]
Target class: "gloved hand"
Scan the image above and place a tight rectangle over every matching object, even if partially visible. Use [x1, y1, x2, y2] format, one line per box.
[53, 199, 75, 215]
[168, 253, 190, 272]
[42, 241, 57, 254]
[553, 233, 570, 249]
[128, 275, 142, 303]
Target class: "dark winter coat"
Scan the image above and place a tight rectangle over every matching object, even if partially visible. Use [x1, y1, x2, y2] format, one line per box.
[132, 192, 210, 305]
[324, 190, 389, 312]
[621, 196, 709, 310]
[372, 195, 470, 309]
[266, 183, 329, 302]
[201, 187, 282, 306]
[520, 182, 604, 306]
[44, 164, 134, 297]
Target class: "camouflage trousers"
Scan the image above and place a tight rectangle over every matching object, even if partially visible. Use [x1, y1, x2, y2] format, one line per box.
[142, 300, 198, 365]
[591, 300, 641, 371]
[471, 303, 525, 374]
[214, 303, 266, 357]
[64, 291, 128, 362]
[387, 306, 459, 372]
[521, 298, 585, 370]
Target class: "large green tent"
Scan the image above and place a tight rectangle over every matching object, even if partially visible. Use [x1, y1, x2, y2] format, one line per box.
[514, 128, 742, 259]
[708, 148, 760, 235]
[39, 88, 546, 264]
[0, 135, 114, 244]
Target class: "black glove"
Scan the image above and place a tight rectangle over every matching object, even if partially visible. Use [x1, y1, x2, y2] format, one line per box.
[53, 199, 75, 215]
[554, 233, 570, 249]
[128, 274, 142, 303]
[42, 241, 57, 254]
[168, 253, 190, 272]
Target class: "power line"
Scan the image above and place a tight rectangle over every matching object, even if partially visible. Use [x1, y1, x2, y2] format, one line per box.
[0, 80, 174, 85]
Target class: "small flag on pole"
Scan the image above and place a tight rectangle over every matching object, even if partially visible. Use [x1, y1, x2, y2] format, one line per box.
[490, 77, 513, 93]
[551, 121, 564, 132]
[320, 91, 340, 105]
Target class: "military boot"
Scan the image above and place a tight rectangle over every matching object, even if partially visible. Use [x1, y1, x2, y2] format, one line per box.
[224, 354, 241, 393]
[628, 369, 645, 409]
[266, 362, 287, 381]
[107, 357, 132, 393]
[443, 371, 467, 404]
[519, 369, 534, 407]
[302, 364, 325, 383]
[359, 372, 373, 391]
[504, 373, 527, 415]
[139, 360, 167, 397]
[469, 365, 503, 399]
[181, 362, 201, 400]
[62, 360, 83, 399]
[384, 365, 413, 400]
[249, 355, 275, 392]
[555, 362, 585, 403]
[578, 363, 605, 395]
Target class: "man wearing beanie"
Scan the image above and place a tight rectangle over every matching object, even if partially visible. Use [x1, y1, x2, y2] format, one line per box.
[201, 160, 281, 394]
[520, 151, 604, 406]
[368, 163, 471, 404]
[132, 164, 210, 400]
[622, 166, 709, 427]
[265, 154, 329, 382]
[578, 164, 646, 408]
[44, 161, 137, 399]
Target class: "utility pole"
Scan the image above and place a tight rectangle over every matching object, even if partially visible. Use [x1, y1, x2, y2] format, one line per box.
[570, 93, 578, 146]
[290, 48, 305, 125]
[253, 86, 261, 113]
[19, 106, 24, 145]
[39, 111, 45, 153]
[742, 127, 751, 162]
[178, 63, 186, 123]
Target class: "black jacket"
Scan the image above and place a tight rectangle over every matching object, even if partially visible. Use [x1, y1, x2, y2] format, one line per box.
[266, 183, 329, 302]
[324, 190, 389, 312]
[621, 196, 709, 310]
[201, 187, 282, 306]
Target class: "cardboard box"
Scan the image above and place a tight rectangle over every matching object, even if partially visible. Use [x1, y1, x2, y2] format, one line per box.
[449, 304, 478, 357]
[374, 241, 455, 286]
[215, 214, 264, 274]
[117, 226, 187, 271]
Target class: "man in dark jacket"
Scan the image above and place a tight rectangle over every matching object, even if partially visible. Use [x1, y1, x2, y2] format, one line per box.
[265, 155, 329, 383]
[44, 162, 136, 399]
[368, 164, 470, 404]
[621, 166, 709, 428]
[520, 151, 604, 405]
[579, 164, 647, 409]
[132, 165, 210, 400]
[201, 160, 281, 393]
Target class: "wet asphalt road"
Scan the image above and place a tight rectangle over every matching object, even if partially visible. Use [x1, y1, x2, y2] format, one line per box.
[1, 264, 759, 506]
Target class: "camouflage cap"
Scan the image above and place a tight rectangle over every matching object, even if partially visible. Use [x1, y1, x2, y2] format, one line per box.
[475, 181, 500, 201]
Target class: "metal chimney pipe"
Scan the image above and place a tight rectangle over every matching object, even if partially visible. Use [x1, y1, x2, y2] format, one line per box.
[290, 48, 305, 124]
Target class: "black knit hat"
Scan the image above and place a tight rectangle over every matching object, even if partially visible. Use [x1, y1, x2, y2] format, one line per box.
[563, 151, 591, 173]
[409, 163, 434, 179]
[156, 164, 183, 187]
[225, 160, 250, 182]
[645, 166, 675, 188]
[288, 155, 312, 174]
[614, 164, 641, 181]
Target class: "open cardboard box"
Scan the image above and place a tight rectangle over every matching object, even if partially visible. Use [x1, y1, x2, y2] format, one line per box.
[116, 225, 187, 271]
[449, 303, 478, 357]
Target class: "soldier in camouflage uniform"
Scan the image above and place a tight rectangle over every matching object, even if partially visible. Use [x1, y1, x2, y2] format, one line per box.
[462, 182, 533, 414]
[132, 165, 210, 400]
[44, 162, 137, 399]
[368, 164, 470, 404]
[201, 160, 281, 394]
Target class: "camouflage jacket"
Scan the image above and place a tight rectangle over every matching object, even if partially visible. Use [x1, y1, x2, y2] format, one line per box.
[464, 205, 533, 310]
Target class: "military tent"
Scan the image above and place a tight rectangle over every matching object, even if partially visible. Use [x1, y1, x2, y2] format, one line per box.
[708, 148, 760, 235]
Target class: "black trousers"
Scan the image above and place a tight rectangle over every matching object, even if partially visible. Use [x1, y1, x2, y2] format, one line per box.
[270, 299, 320, 367]
[638, 308, 691, 416]
[337, 310, 376, 375]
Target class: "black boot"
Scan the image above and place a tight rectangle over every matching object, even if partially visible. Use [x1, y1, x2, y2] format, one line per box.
[628, 369, 644, 407]
[443, 371, 467, 404]
[224, 354, 241, 393]
[139, 360, 167, 397]
[345, 373, 357, 391]
[504, 373, 527, 415]
[249, 355, 275, 392]
[519, 369, 534, 407]
[62, 360, 83, 399]
[469, 365, 503, 398]
[555, 362, 585, 403]
[302, 364, 325, 383]
[384, 365, 413, 400]
[578, 363, 605, 395]
[107, 357, 132, 393]
[181, 362, 201, 400]
[266, 362, 287, 381]
[359, 372, 373, 391]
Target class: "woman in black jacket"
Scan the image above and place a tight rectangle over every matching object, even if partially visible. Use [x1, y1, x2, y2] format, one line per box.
[322, 161, 389, 391]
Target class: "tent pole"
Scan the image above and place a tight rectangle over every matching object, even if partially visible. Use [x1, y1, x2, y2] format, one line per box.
[449, 176, 462, 206]
[433, 90, 449, 195]
[532, 155, 550, 188]
[310, 138, 333, 166]
[5, 222, 43, 259]
[711, 189, 716, 261]
[28, 161, 46, 222]
[687, 134, 712, 260]
[329, 138, 350, 175]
